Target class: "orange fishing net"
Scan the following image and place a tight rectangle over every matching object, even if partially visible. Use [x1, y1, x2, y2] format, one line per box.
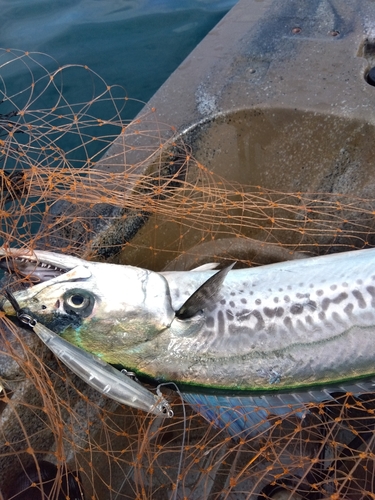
[1, 49, 375, 499]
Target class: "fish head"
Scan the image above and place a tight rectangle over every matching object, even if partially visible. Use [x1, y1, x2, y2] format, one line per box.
[0, 249, 175, 362]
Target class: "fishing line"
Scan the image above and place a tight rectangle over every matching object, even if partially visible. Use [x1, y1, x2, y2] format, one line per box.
[113, 382, 185, 500]
[156, 382, 186, 500]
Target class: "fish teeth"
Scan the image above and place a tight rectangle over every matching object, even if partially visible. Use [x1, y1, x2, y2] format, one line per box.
[13, 256, 64, 273]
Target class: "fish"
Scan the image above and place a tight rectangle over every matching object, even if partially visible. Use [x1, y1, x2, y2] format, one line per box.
[2, 247, 375, 436]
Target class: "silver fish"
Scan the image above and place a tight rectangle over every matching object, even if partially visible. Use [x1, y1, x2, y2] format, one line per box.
[2, 247, 375, 435]
[2, 246, 375, 390]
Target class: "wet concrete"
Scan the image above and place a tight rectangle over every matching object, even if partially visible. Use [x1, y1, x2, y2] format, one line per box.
[117, 108, 375, 270]
[81, 0, 375, 260]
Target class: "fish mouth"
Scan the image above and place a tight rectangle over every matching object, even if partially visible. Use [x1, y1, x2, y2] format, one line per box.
[0, 248, 92, 318]
[0, 248, 85, 282]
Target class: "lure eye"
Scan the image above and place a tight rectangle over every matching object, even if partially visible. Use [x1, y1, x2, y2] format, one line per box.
[63, 289, 95, 317]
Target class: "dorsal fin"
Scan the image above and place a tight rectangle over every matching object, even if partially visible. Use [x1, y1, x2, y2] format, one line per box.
[190, 262, 219, 271]
[176, 262, 235, 320]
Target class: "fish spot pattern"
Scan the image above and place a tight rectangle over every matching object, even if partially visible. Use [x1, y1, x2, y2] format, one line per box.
[189, 268, 375, 355]
[344, 303, 354, 316]
[217, 310, 225, 336]
[226, 310, 235, 321]
[263, 307, 284, 318]
[205, 316, 215, 328]
[290, 304, 303, 315]
[332, 292, 348, 304]
[352, 290, 366, 309]
[366, 286, 375, 308]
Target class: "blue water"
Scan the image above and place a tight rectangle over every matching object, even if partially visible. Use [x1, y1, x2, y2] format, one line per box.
[1, 0, 238, 118]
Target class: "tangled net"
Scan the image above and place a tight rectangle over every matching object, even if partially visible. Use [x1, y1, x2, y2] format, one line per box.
[1, 49, 375, 499]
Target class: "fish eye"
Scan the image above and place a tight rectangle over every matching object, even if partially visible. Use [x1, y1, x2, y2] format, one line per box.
[66, 294, 88, 308]
[63, 289, 95, 317]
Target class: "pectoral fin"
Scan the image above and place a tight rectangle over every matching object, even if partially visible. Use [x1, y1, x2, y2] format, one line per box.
[176, 263, 235, 320]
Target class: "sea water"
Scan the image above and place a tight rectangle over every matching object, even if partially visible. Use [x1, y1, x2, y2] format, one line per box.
[0, 0, 238, 117]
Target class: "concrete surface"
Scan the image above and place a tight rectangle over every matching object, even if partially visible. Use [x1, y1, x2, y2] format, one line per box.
[84, 0, 375, 260]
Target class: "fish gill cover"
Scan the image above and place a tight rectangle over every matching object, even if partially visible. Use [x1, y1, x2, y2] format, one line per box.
[1, 49, 375, 499]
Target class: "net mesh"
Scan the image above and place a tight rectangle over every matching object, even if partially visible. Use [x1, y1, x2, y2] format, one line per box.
[1, 49, 375, 499]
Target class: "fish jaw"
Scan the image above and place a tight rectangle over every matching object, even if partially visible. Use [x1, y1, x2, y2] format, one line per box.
[0, 249, 176, 360]
[0, 248, 88, 281]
